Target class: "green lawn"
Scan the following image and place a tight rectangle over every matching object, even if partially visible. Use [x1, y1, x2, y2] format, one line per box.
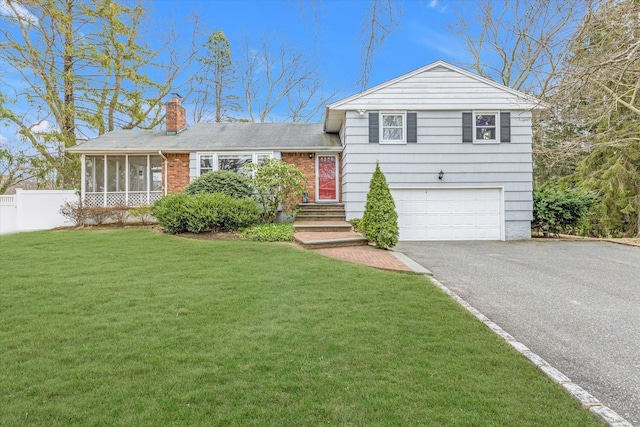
[0, 229, 601, 426]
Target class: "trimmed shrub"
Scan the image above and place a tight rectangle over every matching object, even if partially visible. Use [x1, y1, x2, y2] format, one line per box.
[152, 193, 260, 234]
[360, 163, 399, 249]
[532, 183, 594, 236]
[184, 170, 254, 199]
[151, 193, 191, 234]
[241, 223, 295, 242]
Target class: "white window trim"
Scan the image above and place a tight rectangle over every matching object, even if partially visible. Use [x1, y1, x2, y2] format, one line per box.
[379, 111, 406, 144]
[196, 152, 274, 177]
[473, 111, 500, 144]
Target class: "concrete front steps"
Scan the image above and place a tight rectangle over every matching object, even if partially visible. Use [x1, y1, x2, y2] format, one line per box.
[294, 203, 368, 249]
[296, 203, 347, 222]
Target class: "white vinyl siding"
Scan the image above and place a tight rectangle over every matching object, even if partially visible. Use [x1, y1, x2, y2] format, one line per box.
[331, 65, 537, 111]
[340, 110, 533, 240]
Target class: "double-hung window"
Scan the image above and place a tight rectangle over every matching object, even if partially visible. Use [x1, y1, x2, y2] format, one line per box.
[474, 112, 498, 142]
[380, 112, 405, 144]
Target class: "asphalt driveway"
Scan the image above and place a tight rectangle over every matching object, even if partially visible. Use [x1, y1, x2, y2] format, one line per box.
[396, 239, 640, 426]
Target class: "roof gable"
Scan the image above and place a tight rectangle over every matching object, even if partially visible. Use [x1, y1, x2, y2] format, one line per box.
[324, 60, 542, 132]
[328, 60, 540, 110]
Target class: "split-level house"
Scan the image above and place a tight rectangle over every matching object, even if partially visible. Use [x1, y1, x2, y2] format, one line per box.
[69, 60, 541, 240]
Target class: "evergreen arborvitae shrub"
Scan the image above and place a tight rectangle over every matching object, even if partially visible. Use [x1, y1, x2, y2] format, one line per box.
[361, 162, 399, 249]
[184, 170, 254, 199]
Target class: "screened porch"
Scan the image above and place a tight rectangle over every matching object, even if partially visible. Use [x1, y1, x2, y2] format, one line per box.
[83, 155, 163, 207]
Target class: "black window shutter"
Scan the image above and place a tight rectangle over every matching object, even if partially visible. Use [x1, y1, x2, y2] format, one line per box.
[500, 112, 511, 142]
[462, 112, 472, 142]
[369, 112, 379, 143]
[407, 112, 417, 143]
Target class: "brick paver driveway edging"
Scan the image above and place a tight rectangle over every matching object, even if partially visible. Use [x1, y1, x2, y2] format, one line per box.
[396, 239, 640, 427]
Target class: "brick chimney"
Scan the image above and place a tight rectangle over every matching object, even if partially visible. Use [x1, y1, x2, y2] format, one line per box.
[165, 96, 186, 135]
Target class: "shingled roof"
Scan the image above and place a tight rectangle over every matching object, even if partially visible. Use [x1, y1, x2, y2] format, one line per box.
[68, 122, 342, 154]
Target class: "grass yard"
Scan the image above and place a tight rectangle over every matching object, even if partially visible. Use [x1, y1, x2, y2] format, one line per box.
[0, 229, 602, 426]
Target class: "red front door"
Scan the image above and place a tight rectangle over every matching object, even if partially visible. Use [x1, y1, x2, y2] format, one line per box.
[318, 155, 337, 201]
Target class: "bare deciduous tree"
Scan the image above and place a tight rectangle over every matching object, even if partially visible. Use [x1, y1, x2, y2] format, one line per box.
[451, 0, 589, 95]
[239, 35, 331, 122]
[0, 144, 36, 194]
[357, 0, 400, 88]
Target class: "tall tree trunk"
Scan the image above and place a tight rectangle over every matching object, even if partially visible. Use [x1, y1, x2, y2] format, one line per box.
[61, 0, 76, 187]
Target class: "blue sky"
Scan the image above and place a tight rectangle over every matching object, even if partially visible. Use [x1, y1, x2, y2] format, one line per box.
[0, 0, 474, 147]
[148, 0, 468, 97]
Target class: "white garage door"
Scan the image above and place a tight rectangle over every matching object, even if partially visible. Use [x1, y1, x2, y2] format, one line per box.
[392, 188, 502, 241]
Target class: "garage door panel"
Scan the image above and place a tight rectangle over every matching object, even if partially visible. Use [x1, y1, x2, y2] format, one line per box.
[393, 188, 502, 241]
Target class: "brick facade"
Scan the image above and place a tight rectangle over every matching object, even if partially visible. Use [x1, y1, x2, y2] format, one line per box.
[163, 152, 342, 201]
[281, 152, 342, 203]
[165, 98, 186, 135]
[164, 153, 190, 193]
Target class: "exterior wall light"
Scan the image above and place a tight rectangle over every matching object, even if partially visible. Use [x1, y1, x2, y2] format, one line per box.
[308, 153, 314, 159]
[357, 109, 367, 116]
[438, 170, 444, 180]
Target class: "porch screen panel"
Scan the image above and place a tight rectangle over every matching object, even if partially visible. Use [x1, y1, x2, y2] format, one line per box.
[85, 156, 104, 192]
[107, 156, 126, 192]
[128, 156, 148, 191]
[150, 156, 162, 191]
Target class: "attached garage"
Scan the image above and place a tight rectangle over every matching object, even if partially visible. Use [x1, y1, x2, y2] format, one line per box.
[392, 188, 503, 241]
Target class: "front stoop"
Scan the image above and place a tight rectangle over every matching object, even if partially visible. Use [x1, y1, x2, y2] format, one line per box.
[293, 221, 352, 233]
[294, 204, 368, 249]
[294, 231, 368, 249]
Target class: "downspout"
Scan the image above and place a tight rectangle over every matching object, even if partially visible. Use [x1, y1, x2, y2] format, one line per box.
[159, 151, 168, 196]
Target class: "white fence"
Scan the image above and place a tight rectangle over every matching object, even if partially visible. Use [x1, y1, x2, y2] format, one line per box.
[0, 189, 79, 235]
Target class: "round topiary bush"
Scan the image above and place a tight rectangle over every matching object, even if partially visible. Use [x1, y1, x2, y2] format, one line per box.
[184, 170, 254, 199]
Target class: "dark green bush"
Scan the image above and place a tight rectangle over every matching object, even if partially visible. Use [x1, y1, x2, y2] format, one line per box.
[241, 223, 295, 242]
[360, 163, 399, 249]
[184, 170, 254, 199]
[532, 183, 594, 236]
[152, 193, 260, 234]
[151, 193, 191, 234]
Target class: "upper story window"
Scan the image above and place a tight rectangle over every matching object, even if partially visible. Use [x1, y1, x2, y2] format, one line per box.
[380, 112, 405, 144]
[474, 112, 498, 143]
[198, 152, 273, 176]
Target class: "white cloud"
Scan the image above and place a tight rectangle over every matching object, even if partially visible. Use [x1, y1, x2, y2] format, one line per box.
[30, 120, 55, 134]
[0, 134, 8, 145]
[0, 0, 38, 25]
[427, 0, 448, 13]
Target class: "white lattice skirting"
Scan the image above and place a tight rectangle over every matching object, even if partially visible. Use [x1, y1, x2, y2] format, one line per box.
[85, 192, 162, 207]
